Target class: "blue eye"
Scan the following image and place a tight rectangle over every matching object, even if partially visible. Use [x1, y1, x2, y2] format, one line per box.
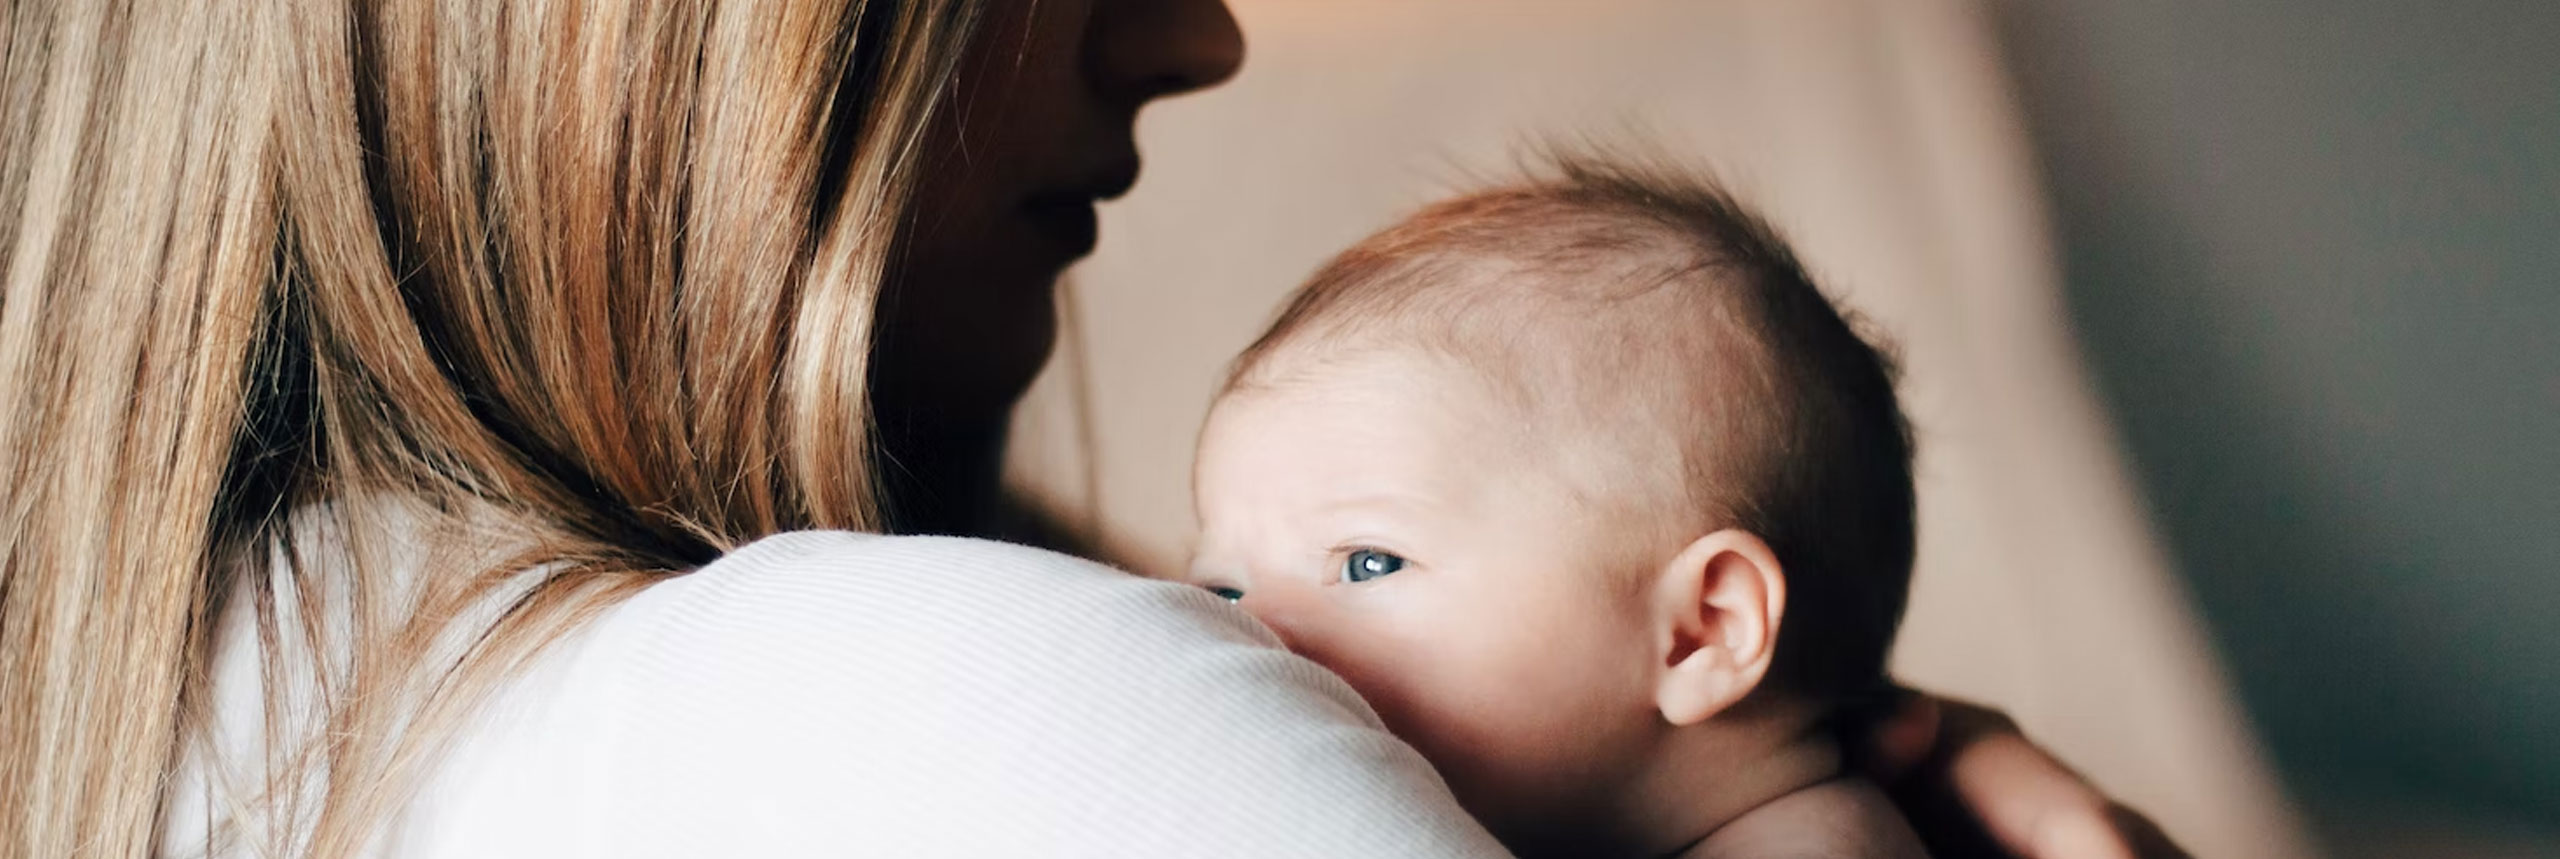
[1341, 549, 1406, 583]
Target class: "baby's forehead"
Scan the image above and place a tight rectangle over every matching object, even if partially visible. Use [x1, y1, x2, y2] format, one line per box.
[1198, 350, 1546, 521]
[1229, 293, 1745, 510]
[1281, 261, 1747, 415]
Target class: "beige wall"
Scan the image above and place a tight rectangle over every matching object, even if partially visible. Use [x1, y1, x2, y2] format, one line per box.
[1009, 1, 2312, 855]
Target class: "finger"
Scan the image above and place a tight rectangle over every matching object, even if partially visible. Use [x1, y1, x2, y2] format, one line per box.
[1947, 733, 2137, 859]
[2109, 803, 2196, 859]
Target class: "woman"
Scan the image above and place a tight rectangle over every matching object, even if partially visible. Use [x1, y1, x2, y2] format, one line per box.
[0, 0, 2177, 856]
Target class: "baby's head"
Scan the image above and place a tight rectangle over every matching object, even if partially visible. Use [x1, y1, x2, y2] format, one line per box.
[1189, 157, 1916, 853]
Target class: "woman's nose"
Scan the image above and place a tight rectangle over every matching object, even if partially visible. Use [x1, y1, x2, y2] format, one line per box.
[1086, 0, 1246, 104]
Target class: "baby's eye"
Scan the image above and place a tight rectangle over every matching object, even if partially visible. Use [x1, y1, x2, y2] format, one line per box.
[1340, 548, 1406, 584]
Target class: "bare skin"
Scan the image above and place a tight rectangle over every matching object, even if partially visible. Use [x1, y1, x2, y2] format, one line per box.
[1687, 778, 1928, 859]
[1190, 348, 1930, 858]
[875, 0, 1244, 535]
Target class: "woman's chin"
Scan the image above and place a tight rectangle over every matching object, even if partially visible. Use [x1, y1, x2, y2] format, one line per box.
[872, 303, 1056, 429]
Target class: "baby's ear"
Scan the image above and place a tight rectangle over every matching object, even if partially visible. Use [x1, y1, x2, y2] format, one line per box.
[1648, 529, 1786, 726]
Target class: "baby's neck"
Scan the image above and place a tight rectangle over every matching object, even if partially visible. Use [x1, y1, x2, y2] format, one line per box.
[1617, 714, 1845, 858]
[1677, 777, 1926, 859]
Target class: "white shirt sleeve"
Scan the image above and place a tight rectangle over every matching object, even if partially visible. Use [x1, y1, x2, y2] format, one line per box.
[397, 531, 1511, 858]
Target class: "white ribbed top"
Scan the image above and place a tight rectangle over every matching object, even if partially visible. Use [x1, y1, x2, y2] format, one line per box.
[162, 531, 1509, 858]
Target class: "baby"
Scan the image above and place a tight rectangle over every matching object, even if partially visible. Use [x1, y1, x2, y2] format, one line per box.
[1188, 157, 1928, 858]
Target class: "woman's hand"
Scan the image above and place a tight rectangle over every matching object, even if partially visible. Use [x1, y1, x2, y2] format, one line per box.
[1857, 691, 2193, 859]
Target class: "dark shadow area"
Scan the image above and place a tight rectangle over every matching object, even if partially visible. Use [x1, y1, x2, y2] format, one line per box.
[1986, 0, 2560, 842]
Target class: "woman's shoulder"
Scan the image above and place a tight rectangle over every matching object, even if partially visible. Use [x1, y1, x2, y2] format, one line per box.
[661, 529, 1204, 618]
[572, 530, 1350, 768]
[688, 528, 1124, 585]
[627, 530, 1288, 666]
[583, 530, 1372, 760]
[400, 531, 1503, 857]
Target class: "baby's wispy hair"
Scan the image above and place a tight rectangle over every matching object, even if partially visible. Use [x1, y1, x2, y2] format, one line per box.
[1229, 147, 1918, 705]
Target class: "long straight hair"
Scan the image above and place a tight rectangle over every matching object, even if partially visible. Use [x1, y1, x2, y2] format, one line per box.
[0, 0, 988, 854]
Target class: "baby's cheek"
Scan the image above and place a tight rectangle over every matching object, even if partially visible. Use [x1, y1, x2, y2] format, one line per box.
[1328, 637, 1560, 776]
[1286, 625, 1433, 718]
[1387, 617, 1652, 822]
[1279, 619, 1470, 737]
[1274, 596, 1640, 814]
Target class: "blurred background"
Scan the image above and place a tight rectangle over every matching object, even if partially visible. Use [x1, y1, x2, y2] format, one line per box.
[1006, 1, 2560, 855]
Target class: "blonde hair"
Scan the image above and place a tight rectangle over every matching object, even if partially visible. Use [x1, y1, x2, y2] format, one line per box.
[0, 0, 988, 855]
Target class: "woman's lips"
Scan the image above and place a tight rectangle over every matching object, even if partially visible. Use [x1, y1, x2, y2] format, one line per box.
[1020, 158, 1139, 260]
[1021, 194, 1100, 257]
